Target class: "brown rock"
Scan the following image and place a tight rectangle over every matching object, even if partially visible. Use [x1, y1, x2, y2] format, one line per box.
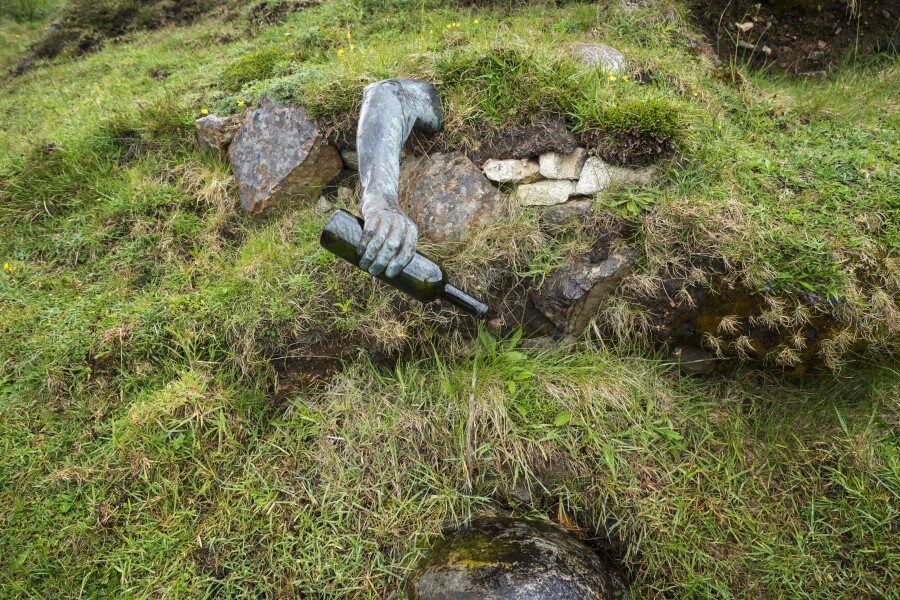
[195, 115, 241, 158]
[228, 98, 341, 214]
[398, 152, 500, 243]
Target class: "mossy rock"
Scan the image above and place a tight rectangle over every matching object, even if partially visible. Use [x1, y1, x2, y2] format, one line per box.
[407, 516, 617, 599]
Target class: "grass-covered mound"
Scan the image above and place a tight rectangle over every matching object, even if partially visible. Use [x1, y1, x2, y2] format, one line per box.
[0, 0, 898, 597]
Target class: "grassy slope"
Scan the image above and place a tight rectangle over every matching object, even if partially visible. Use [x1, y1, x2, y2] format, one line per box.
[0, 1, 898, 597]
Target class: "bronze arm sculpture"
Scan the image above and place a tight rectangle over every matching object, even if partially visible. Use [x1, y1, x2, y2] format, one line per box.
[355, 78, 443, 278]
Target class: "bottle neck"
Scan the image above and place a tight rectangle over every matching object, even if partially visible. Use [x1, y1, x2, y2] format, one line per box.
[441, 284, 489, 319]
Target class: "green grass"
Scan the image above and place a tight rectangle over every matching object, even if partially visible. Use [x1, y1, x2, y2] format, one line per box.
[0, 0, 898, 597]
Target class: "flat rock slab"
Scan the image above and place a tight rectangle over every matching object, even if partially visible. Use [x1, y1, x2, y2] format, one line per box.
[407, 516, 615, 599]
[229, 98, 342, 214]
[517, 179, 576, 206]
[573, 43, 627, 74]
[399, 152, 500, 243]
[533, 247, 635, 333]
[196, 114, 241, 158]
[539, 148, 587, 180]
[483, 158, 542, 184]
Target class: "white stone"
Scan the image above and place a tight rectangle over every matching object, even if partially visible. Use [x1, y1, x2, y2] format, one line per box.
[573, 43, 627, 74]
[574, 157, 611, 195]
[482, 158, 542, 184]
[539, 147, 587, 180]
[516, 180, 576, 206]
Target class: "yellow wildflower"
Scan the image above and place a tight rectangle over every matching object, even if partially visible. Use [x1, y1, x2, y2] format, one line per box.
[236, 99, 245, 107]
[474, 19, 479, 24]
[337, 47, 345, 56]
[200, 108, 209, 116]
[2, 262, 13, 273]
[608, 74, 617, 81]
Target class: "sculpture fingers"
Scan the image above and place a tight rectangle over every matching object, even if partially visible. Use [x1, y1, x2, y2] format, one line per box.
[358, 214, 381, 256]
[385, 227, 417, 278]
[370, 221, 405, 276]
[359, 220, 392, 271]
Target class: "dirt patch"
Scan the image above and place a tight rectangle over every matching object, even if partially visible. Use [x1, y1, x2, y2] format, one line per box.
[247, 0, 320, 28]
[465, 117, 578, 166]
[10, 0, 227, 77]
[581, 126, 675, 167]
[270, 325, 406, 400]
[624, 273, 840, 374]
[692, 0, 899, 74]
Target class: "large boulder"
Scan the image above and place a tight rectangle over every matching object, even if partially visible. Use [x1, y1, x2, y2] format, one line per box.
[398, 152, 500, 243]
[533, 247, 635, 333]
[228, 98, 342, 214]
[195, 114, 241, 158]
[407, 516, 616, 599]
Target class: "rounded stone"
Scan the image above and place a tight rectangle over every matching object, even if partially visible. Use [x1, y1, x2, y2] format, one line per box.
[407, 516, 615, 599]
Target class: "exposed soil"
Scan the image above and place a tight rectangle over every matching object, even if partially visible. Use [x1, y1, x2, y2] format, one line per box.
[10, 0, 228, 77]
[692, 0, 899, 74]
[247, 0, 321, 29]
[465, 117, 578, 166]
[581, 126, 675, 167]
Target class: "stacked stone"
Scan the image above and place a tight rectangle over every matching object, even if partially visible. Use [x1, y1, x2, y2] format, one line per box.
[481, 148, 653, 212]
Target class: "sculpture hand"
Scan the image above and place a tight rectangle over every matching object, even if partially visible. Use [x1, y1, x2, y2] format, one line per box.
[357, 206, 418, 278]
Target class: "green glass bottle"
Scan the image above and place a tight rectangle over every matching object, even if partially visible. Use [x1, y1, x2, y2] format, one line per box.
[320, 210, 489, 318]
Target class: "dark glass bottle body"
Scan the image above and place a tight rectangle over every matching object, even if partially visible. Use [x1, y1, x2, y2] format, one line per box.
[320, 210, 489, 318]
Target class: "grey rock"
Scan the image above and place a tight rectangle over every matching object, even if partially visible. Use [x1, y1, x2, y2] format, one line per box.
[516, 180, 576, 206]
[573, 43, 627, 74]
[539, 147, 587, 180]
[407, 516, 615, 599]
[229, 98, 342, 214]
[483, 158, 542, 184]
[398, 152, 500, 243]
[195, 114, 241, 158]
[672, 345, 717, 375]
[340, 149, 359, 171]
[533, 247, 635, 333]
[540, 199, 594, 228]
[575, 156, 612, 196]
